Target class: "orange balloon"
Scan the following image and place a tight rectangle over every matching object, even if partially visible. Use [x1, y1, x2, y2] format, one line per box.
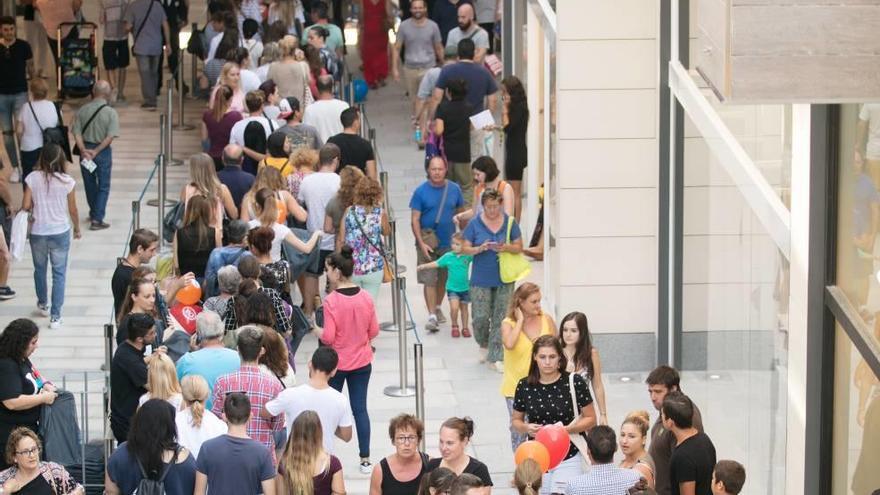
[176, 282, 202, 305]
[514, 440, 550, 473]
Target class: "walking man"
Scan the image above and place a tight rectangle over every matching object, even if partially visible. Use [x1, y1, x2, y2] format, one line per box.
[327, 107, 376, 179]
[302, 75, 349, 143]
[444, 3, 489, 63]
[392, 0, 443, 126]
[73, 80, 118, 231]
[99, 0, 131, 103]
[663, 392, 716, 495]
[125, 0, 171, 109]
[276, 96, 322, 151]
[0, 16, 33, 174]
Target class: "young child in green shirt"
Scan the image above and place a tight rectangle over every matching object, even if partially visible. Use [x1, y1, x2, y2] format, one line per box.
[417, 233, 473, 338]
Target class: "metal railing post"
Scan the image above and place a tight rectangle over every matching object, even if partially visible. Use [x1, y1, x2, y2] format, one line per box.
[166, 78, 182, 165]
[381, 221, 413, 332]
[414, 343, 425, 451]
[132, 201, 140, 230]
[157, 113, 168, 244]
[175, 51, 194, 130]
[348, 79, 355, 106]
[190, 23, 199, 98]
[384, 277, 415, 397]
[379, 169, 389, 212]
[357, 103, 366, 138]
[103, 323, 114, 460]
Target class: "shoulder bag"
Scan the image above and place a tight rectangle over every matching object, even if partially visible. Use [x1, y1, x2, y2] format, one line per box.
[28, 102, 71, 161]
[498, 216, 531, 283]
[131, 0, 157, 56]
[419, 182, 449, 251]
[72, 104, 109, 157]
[567, 373, 591, 470]
[352, 207, 393, 283]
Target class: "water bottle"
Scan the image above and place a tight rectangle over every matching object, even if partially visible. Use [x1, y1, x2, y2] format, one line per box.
[414, 128, 422, 143]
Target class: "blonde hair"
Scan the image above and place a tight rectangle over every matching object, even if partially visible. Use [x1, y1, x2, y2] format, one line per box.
[506, 282, 541, 321]
[181, 375, 210, 428]
[279, 36, 298, 58]
[291, 148, 319, 172]
[219, 62, 240, 87]
[622, 410, 651, 438]
[513, 459, 542, 495]
[280, 411, 325, 495]
[146, 354, 182, 402]
[353, 177, 383, 208]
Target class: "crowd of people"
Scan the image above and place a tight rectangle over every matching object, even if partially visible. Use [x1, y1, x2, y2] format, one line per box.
[0, 1, 756, 494]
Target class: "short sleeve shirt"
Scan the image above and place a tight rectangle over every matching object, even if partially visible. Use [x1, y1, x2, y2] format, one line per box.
[409, 180, 464, 249]
[0, 40, 32, 95]
[425, 457, 492, 486]
[0, 358, 43, 427]
[24, 172, 76, 236]
[298, 172, 341, 251]
[196, 435, 275, 493]
[125, 0, 168, 56]
[435, 99, 474, 163]
[462, 214, 521, 288]
[435, 61, 498, 113]
[343, 206, 385, 276]
[397, 18, 442, 69]
[277, 123, 323, 151]
[669, 432, 717, 495]
[101, 0, 131, 40]
[444, 25, 489, 55]
[512, 372, 593, 459]
[73, 99, 119, 143]
[107, 443, 197, 494]
[327, 133, 374, 174]
[264, 384, 353, 454]
[435, 252, 472, 292]
[417, 67, 442, 100]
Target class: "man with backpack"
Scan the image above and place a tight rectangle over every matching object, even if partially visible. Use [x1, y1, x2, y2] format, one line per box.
[73, 80, 119, 231]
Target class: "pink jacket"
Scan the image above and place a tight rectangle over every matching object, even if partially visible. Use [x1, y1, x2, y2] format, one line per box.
[320, 289, 379, 371]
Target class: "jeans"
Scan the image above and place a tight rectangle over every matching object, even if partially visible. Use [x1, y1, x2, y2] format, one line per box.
[505, 397, 528, 452]
[329, 363, 372, 458]
[471, 283, 514, 363]
[30, 230, 71, 319]
[0, 92, 27, 168]
[135, 54, 160, 105]
[81, 144, 112, 222]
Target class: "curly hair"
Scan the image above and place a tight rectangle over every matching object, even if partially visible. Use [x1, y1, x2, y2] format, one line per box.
[337, 165, 365, 210]
[291, 148, 319, 172]
[353, 177, 383, 208]
[4, 427, 41, 465]
[0, 319, 39, 362]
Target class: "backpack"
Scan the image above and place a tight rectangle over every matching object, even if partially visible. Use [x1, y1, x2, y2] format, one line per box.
[133, 448, 176, 495]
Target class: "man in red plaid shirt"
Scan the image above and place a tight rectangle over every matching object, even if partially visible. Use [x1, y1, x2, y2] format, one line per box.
[211, 325, 284, 459]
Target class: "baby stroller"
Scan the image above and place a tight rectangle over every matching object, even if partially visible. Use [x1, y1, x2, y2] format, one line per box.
[56, 22, 99, 99]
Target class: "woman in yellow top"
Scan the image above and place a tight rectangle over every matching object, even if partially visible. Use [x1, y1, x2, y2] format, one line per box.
[260, 132, 295, 178]
[500, 282, 556, 452]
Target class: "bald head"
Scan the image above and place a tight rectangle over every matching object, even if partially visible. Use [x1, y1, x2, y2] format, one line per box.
[93, 80, 112, 98]
[223, 144, 243, 166]
[457, 3, 475, 29]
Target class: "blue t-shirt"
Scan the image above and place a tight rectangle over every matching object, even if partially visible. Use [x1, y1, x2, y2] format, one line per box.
[435, 61, 498, 113]
[107, 443, 197, 495]
[463, 214, 522, 288]
[196, 435, 275, 495]
[176, 348, 241, 410]
[409, 180, 464, 249]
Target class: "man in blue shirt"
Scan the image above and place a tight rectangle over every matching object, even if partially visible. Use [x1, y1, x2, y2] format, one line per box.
[410, 156, 465, 332]
[203, 220, 251, 298]
[176, 311, 240, 410]
[216, 144, 254, 209]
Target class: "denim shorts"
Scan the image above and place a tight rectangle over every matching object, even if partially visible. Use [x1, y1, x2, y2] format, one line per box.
[447, 289, 470, 303]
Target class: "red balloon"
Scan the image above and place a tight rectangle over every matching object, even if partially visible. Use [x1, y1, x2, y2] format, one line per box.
[176, 281, 202, 306]
[535, 425, 569, 470]
[514, 440, 550, 473]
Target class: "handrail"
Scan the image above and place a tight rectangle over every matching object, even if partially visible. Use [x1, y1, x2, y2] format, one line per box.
[119, 156, 162, 258]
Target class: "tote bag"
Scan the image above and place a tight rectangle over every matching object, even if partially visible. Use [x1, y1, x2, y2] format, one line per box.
[498, 217, 531, 283]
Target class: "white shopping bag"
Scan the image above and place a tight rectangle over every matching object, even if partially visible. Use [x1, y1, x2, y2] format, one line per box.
[10, 211, 29, 261]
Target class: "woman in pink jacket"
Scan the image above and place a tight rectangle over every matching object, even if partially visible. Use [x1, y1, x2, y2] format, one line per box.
[316, 245, 380, 474]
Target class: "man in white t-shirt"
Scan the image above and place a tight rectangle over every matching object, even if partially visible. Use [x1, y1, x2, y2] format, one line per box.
[297, 143, 340, 315]
[229, 90, 283, 149]
[302, 75, 349, 143]
[263, 347, 353, 453]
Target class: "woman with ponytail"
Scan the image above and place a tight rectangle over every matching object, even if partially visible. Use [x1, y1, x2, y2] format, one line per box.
[175, 375, 227, 459]
[618, 410, 655, 488]
[314, 246, 380, 474]
[514, 458, 542, 495]
[276, 410, 345, 495]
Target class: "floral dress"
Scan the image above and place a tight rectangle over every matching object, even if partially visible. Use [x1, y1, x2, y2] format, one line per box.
[343, 206, 385, 276]
[0, 462, 83, 494]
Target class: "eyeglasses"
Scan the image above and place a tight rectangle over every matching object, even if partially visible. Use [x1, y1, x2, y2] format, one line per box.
[395, 435, 418, 445]
[15, 447, 39, 457]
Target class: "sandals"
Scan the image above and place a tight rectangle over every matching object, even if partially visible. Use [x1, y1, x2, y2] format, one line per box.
[451, 325, 461, 338]
[461, 327, 471, 338]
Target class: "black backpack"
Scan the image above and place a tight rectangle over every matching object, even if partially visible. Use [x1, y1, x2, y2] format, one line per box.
[133, 448, 176, 495]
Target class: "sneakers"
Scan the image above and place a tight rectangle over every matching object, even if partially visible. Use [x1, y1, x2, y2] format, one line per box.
[478, 347, 488, 363]
[425, 314, 439, 333]
[49, 318, 62, 330]
[35, 304, 49, 317]
[89, 220, 110, 231]
[435, 308, 447, 324]
[451, 325, 460, 338]
[491, 361, 504, 374]
[461, 327, 471, 338]
[359, 459, 372, 475]
[0, 286, 15, 300]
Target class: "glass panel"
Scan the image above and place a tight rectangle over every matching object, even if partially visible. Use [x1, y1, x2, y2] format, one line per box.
[831, 325, 880, 495]
[837, 104, 880, 351]
[681, 110, 789, 494]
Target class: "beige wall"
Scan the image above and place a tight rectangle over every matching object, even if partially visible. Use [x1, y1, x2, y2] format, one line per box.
[552, 0, 658, 335]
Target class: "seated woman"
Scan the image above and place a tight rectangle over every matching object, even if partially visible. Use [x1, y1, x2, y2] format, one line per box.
[0, 427, 83, 494]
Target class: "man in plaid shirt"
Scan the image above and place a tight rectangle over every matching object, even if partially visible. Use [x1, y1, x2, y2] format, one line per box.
[211, 325, 284, 458]
[566, 426, 640, 495]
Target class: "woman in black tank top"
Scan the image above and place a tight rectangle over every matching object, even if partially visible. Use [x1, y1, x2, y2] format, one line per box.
[369, 414, 429, 495]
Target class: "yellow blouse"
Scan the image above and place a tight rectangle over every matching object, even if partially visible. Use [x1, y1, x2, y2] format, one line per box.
[500, 314, 553, 397]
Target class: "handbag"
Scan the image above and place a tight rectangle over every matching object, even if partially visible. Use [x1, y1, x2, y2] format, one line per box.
[162, 201, 185, 243]
[498, 216, 531, 283]
[28, 102, 72, 161]
[72, 103, 109, 157]
[566, 373, 591, 470]
[10, 211, 29, 261]
[419, 182, 449, 251]
[351, 207, 393, 283]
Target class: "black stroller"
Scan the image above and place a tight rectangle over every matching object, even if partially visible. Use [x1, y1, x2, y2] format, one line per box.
[56, 22, 99, 99]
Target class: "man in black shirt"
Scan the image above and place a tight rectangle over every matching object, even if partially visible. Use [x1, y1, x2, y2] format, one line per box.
[0, 17, 33, 172]
[662, 391, 716, 495]
[110, 313, 163, 443]
[111, 229, 159, 316]
[327, 107, 376, 179]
